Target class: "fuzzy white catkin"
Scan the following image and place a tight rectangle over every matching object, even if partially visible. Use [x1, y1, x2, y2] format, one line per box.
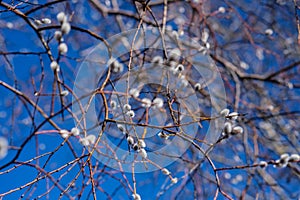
[231, 126, 243, 135]
[60, 129, 70, 138]
[34, 19, 43, 26]
[138, 139, 146, 148]
[259, 161, 268, 168]
[54, 31, 62, 41]
[289, 154, 300, 162]
[57, 12, 66, 23]
[132, 193, 141, 200]
[110, 100, 117, 109]
[274, 153, 290, 168]
[123, 104, 131, 112]
[153, 98, 163, 109]
[129, 88, 140, 98]
[108, 58, 123, 73]
[113, 62, 123, 73]
[171, 177, 178, 184]
[162, 168, 170, 175]
[141, 98, 151, 108]
[139, 148, 147, 159]
[50, 61, 60, 71]
[176, 64, 184, 72]
[152, 55, 163, 64]
[41, 18, 52, 24]
[61, 22, 71, 35]
[224, 122, 232, 135]
[158, 132, 169, 139]
[265, 28, 273, 36]
[61, 90, 69, 96]
[86, 135, 96, 145]
[220, 108, 230, 116]
[194, 83, 202, 91]
[80, 138, 89, 146]
[280, 153, 289, 161]
[117, 124, 125, 133]
[132, 143, 139, 151]
[58, 43, 68, 54]
[71, 127, 80, 136]
[127, 136, 134, 145]
[218, 6, 226, 13]
[126, 110, 135, 118]
[228, 112, 239, 120]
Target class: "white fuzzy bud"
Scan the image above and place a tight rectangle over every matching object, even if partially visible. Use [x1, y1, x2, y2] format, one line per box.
[129, 88, 140, 98]
[60, 129, 70, 138]
[138, 139, 146, 148]
[240, 61, 249, 70]
[162, 168, 170, 175]
[153, 98, 163, 109]
[108, 58, 124, 73]
[123, 104, 131, 112]
[50, 61, 60, 71]
[171, 177, 178, 184]
[194, 83, 202, 91]
[110, 100, 117, 110]
[152, 55, 164, 64]
[259, 161, 268, 168]
[61, 90, 69, 96]
[224, 122, 232, 135]
[41, 18, 52, 24]
[54, 31, 62, 41]
[34, 19, 43, 26]
[126, 110, 135, 118]
[139, 148, 147, 159]
[132, 143, 139, 151]
[220, 108, 230, 117]
[231, 126, 243, 135]
[57, 12, 66, 23]
[158, 131, 169, 140]
[289, 154, 300, 162]
[86, 135, 96, 145]
[218, 6, 226, 13]
[61, 22, 71, 35]
[280, 153, 289, 161]
[265, 28, 273, 36]
[117, 124, 125, 133]
[175, 64, 184, 72]
[58, 43, 68, 54]
[228, 112, 239, 120]
[205, 42, 210, 49]
[79, 138, 89, 146]
[132, 193, 141, 200]
[141, 98, 151, 108]
[127, 136, 134, 145]
[275, 153, 289, 168]
[71, 127, 80, 136]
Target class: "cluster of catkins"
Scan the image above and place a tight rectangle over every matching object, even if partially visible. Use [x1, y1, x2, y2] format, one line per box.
[220, 108, 244, 138]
